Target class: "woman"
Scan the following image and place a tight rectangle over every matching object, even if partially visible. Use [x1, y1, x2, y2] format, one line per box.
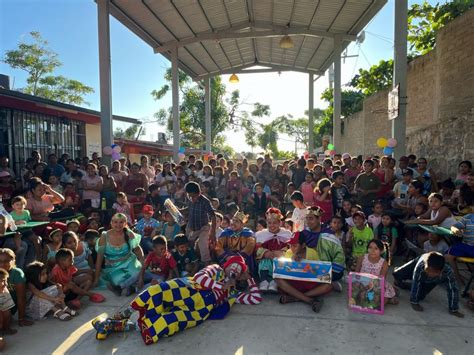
[344, 157, 361, 191]
[459, 172, 474, 213]
[99, 165, 117, 209]
[122, 163, 148, 198]
[375, 156, 395, 199]
[94, 213, 143, 296]
[139, 156, 155, 185]
[454, 161, 472, 189]
[60, 159, 80, 184]
[109, 160, 128, 190]
[0, 248, 34, 326]
[81, 163, 103, 209]
[26, 177, 65, 221]
[416, 158, 438, 195]
[154, 162, 177, 205]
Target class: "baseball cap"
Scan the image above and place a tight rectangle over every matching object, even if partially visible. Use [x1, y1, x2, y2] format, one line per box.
[142, 205, 154, 214]
[342, 153, 351, 160]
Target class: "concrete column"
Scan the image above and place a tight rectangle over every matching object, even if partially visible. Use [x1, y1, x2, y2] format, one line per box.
[204, 78, 212, 153]
[97, 0, 113, 165]
[333, 35, 342, 151]
[308, 73, 314, 153]
[392, 0, 408, 158]
[171, 47, 180, 162]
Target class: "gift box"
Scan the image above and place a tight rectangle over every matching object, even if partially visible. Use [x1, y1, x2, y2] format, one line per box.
[273, 258, 332, 283]
[348, 272, 385, 315]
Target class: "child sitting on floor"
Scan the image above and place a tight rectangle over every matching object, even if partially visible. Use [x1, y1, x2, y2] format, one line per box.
[84, 229, 99, 264]
[157, 210, 181, 248]
[137, 236, 178, 289]
[375, 213, 398, 265]
[134, 205, 160, 254]
[355, 239, 398, 305]
[0, 268, 16, 334]
[172, 235, 199, 277]
[43, 229, 63, 269]
[347, 211, 374, 270]
[25, 261, 77, 321]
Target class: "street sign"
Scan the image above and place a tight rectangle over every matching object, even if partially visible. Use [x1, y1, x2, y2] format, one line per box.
[388, 84, 399, 120]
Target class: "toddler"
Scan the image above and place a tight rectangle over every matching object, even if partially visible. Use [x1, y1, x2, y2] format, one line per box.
[368, 201, 384, 232]
[62, 232, 96, 292]
[112, 192, 132, 224]
[135, 205, 160, 254]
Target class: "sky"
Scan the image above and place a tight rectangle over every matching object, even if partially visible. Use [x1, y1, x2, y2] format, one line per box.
[0, 0, 442, 154]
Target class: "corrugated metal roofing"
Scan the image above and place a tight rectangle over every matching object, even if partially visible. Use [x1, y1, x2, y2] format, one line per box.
[107, 0, 387, 80]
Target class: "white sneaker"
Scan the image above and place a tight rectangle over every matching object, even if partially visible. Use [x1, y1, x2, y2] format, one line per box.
[259, 280, 269, 291]
[268, 280, 278, 293]
[332, 281, 342, 293]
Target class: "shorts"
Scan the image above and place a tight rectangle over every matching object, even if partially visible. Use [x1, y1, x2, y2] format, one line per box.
[448, 242, 474, 258]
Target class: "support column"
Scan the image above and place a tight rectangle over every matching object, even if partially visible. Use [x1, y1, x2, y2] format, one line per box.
[333, 34, 342, 151]
[171, 47, 180, 162]
[308, 73, 314, 153]
[204, 78, 212, 153]
[392, 0, 408, 159]
[97, 0, 113, 165]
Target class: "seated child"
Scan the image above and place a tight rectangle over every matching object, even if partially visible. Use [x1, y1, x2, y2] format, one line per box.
[446, 213, 474, 283]
[347, 211, 374, 270]
[137, 236, 178, 289]
[156, 211, 181, 250]
[256, 219, 267, 232]
[393, 252, 463, 317]
[63, 183, 81, 211]
[25, 261, 77, 321]
[84, 229, 99, 264]
[215, 212, 224, 239]
[330, 215, 346, 244]
[423, 233, 449, 254]
[290, 191, 307, 232]
[374, 213, 398, 265]
[134, 205, 160, 254]
[50, 249, 104, 309]
[61, 232, 95, 291]
[43, 229, 63, 269]
[112, 192, 132, 225]
[368, 201, 383, 232]
[355, 239, 398, 305]
[0, 268, 16, 334]
[172, 235, 199, 277]
[86, 217, 100, 231]
[66, 219, 81, 236]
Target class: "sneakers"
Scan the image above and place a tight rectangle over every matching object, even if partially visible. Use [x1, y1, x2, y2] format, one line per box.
[259, 280, 269, 291]
[268, 280, 278, 293]
[331, 281, 342, 293]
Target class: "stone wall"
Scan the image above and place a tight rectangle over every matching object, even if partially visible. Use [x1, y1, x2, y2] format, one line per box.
[340, 8, 474, 178]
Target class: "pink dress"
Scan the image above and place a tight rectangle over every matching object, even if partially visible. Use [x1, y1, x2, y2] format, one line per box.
[360, 255, 396, 298]
[300, 182, 314, 205]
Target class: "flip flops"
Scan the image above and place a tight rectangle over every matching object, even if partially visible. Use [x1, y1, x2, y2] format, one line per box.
[53, 309, 72, 321]
[89, 293, 106, 303]
[68, 299, 82, 310]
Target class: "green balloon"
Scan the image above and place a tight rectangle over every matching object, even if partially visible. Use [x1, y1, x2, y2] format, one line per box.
[328, 143, 334, 150]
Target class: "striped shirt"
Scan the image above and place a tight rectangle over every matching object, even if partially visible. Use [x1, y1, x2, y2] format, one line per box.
[453, 214, 474, 246]
[193, 264, 262, 305]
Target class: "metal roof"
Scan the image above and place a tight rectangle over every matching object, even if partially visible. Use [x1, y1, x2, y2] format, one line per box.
[108, 0, 387, 80]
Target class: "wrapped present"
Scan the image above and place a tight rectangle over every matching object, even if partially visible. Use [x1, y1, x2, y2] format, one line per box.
[273, 258, 332, 283]
[164, 198, 185, 226]
[348, 272, 385, 315]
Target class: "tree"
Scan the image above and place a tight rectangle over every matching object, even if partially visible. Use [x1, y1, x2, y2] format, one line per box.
[2, 31, 94, 105]
[350, 59, 393, 96]
[114, 124, 145, 140]
[408, 0, 474, 55]
[274, 110, 324, 150]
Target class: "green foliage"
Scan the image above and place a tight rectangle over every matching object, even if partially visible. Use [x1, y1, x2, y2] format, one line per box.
[350, 59, 393, 96]
[114, 124, 145, 140]
[273, 111, 324, 150]
[2, 31, 94, 105]
[408, 0, 474, 55]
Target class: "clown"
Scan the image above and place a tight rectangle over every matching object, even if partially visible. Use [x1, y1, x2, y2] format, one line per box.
[255, 208, 292, 292]
[215, 211, 256, 272]
[92, 255, 261, 345]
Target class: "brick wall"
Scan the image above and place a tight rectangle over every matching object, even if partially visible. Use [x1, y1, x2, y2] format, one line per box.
[341, 8, 474, 178]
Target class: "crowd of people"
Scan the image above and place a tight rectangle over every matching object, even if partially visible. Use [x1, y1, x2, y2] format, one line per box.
[0, 150, 473, 347]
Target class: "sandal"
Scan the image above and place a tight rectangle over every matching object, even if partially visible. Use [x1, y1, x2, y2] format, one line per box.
[68, 299, 82, 310]
[311, 298, 324, 313]
[279, 295, 299, 304]
[63, 306, 78, 317]
[90, 293, 106, 303]
[54, 309, 72, 321]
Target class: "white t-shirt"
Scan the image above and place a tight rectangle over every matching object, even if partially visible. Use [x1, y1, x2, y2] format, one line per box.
[291, 207, 308, 232]
[155, 173, 177, 196]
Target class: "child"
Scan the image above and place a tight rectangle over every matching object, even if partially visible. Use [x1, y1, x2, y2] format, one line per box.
[48, 175, 63, 195]
[211, 198, 220, 211]
[284, 219, 294, 232]
[43, 229, 63, 268]
[137, 236, 178, 289]
[423, 233, 449, 254]
[331, 171, 351, 215]
[290, 191, 307, 232]
[86, 217, 100, 231]
[50, 249, 104, 309]
[172, 235, 199, 277]
[392, 170, 413, 208]
[66, 219, 81, 234]
[81, 163, 103, 209]
[84, 229, 99, 264]
[158, 210, 181, 246]
[173, 180, 186, 206]
[393, 252, 464, 317]
[145, 184, 161, 211]
[347, 211, 374, 269]
[313, 178, 333, 225]
[282, 182, 296, 214]
[300, 172, 316, 205]
[368, 201, 384, 232]
[0, 268, 16, 334]
[10, 195, 31, 225]
[25, 261, 76, 321]
[355, 239, 398, 305]
[256, 219, 267, 232]
[63, 182, 81, 211]
[112, 192, 132, 225]
[135, 205, 161, 254]
[375, 213, 398, 264]
[248, 183, 268, 220]
[330, 215, 346, 244]
[226, 171, 242, 205]
[221, 215, 230, 230]
[215, 212, 224, 239]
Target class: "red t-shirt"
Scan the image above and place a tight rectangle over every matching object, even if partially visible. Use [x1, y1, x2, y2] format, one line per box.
[144, 251, 177, 277]
[51, 264, 78, 286]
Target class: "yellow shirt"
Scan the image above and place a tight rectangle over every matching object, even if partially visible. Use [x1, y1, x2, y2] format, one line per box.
[284, 247, 318, 261]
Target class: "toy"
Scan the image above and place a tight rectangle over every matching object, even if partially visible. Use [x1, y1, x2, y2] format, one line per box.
[348, 272, 385, 315]
[92, 317, 135, 340]
[273, 258, 332, 283]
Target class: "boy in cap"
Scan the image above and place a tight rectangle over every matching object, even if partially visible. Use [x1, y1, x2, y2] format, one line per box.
[135, 205, 161, 254]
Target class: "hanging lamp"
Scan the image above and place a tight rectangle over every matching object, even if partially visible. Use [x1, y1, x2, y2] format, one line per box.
[229, 73, 239, 83]
[279, 35, 294, 49]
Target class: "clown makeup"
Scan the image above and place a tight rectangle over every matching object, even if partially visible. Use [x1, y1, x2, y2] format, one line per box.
[225, 262, 243, 280]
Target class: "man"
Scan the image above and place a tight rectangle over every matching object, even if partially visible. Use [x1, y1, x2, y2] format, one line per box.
[43, 153, 65, 181]
[340, 153, 351, 172]
[0, 156, 16, 181]
[185, 182, 216, 265]
[353, 159, 381, 216]
[393, 252, 463, 318]
[315, 135, 330, 154]
[276, 206, 345, 312]
[394, 156, 419, 181]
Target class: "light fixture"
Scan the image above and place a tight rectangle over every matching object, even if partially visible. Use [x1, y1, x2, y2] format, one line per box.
[279, 35, 294, 49]
[229, 73, 239, 83]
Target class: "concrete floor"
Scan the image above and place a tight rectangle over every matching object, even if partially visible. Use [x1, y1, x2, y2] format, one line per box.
[2, 281, 473, 355]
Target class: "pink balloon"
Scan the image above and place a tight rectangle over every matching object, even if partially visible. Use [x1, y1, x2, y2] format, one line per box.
[102, 146, 112, 155]
[112, 145, 121, 153]
[387, 138, 398, 148]
[330, 150, 336, 155]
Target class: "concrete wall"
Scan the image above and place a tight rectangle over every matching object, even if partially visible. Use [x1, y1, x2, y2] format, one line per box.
[340, 8, 474, 178]
[85, 124, 101, 158]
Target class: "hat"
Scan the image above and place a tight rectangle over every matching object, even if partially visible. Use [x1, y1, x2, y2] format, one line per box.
[265, 207, 283, 221]
[306, 206, 324, 217]
[232, 211, 248, 224]
[0, 171, 11, 178]
[342, 153, 351, 160]
[223, 255, 247, 273]
[66, 219, 80, 227]
[142, 205, 154, 214]
[399, 156, 408, 162]
[288, 234, 300, 245]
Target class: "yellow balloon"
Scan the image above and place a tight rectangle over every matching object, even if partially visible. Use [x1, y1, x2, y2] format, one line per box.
[376, 137, 388, 148]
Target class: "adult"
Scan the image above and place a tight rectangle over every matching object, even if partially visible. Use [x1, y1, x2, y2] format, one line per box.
[31, 150, 42, 165]
[291, 157, 307, 189]
[354, 159, 381, 216]
[185, 182, 217, 265]
[459, 172, 474, 212]
[122, 163, 147, 198]
[139, 155, 155, 185]
[415, 157, 438, 195]
[119, 157, 130, 174]
[315, 135, 330, 154]
[394, 156, 419, 181]
[154, 162, 177, 204]
[0, 156, 16, 181]
[276, 207, 345, 312]
[60, 159, 83, 184]
[26, 177, 65, 221]
[81, 163, 103, 209]
[255, 208, 292, 292]
[0, 171, 15, 207]
[99, 165, 117, 209]
[0, 248, 34, 326]
[94, 213, 143, 296]
[109, 160, 128, 190]
[344, 157, 361, 190]
[43, 153, 65, 181]
[405, 193, 457, 229]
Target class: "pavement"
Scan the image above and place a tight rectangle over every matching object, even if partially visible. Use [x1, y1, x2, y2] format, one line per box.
[2, 278, 473, 355]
